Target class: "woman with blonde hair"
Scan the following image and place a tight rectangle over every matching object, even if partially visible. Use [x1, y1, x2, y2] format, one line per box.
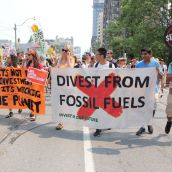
[56, 45, 75, 130]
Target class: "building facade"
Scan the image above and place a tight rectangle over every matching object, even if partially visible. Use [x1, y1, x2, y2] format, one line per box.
[97, 11, 104, 46]
[91, 0, 105, 52]
[103, 0, 120, 48]
[55, 36, 74, 54]
[74, 46, 81, 60]
[92, 0, 105, 37]
[55, 36, 73, 49]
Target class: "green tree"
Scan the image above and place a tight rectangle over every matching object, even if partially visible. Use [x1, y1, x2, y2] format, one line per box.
[105, 0, 171, 63]
[28, 35, 33, 43]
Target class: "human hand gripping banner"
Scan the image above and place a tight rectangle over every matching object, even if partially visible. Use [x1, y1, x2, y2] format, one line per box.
[52, 68, 157, 129]
[0, 68, 45, 114]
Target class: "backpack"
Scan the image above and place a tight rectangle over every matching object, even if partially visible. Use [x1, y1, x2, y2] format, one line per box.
[74, 64, 81, 68]
[95, 62, 113, 68]
[109, 59, 118, 68]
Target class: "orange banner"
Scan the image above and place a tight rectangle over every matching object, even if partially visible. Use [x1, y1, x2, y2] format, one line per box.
[0, 68, 45, 114]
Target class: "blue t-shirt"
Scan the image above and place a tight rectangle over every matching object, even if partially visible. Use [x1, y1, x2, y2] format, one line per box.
[136, 59, 162, 94]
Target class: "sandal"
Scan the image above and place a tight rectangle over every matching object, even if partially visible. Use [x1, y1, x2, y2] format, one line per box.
[6, 112, 13, 118]
[30, 113, 36, 122]
[56, 123, 63, 130]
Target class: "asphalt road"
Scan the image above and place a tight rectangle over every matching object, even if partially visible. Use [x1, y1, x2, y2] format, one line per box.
[0, 89, 172, 172]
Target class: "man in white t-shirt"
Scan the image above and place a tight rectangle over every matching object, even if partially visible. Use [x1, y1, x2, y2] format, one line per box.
[165, 62, 172, 134]
[93, 47, 116, 137]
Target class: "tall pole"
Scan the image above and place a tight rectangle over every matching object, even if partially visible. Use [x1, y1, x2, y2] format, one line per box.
[123, 28, 126, 57]
[14, 24, 17, 50]
[14, 17, 35, 51]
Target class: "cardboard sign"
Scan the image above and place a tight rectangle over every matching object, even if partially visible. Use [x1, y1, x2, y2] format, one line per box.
[0, 68, 45, 114]
[27, 67, 48, 86]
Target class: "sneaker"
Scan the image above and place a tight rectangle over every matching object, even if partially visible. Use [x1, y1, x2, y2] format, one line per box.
[165, 121, 172, 134]
[148, 125, 153, 134]
[5, 112, 13, 118]
[18, 109, 22, 114]
[136, 127, 145, 136]
[93, 129, 102, 137]
[30, 113, 36, 121]
[56, 123, 63, 130]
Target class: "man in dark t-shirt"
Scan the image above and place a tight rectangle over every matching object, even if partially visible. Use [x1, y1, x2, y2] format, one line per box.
[106, 50, 118, 68]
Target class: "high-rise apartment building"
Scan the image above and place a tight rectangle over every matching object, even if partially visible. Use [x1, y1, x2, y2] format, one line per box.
[91, 0, 105, 52]
[103, 0, 120, 48]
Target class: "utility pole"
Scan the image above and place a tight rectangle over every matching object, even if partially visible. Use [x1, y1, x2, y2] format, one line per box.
[14, 24, 17, 50]
[14, 17, 35, 51]
[123, 28, 126, 57]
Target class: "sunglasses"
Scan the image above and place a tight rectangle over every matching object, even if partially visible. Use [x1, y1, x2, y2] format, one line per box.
[62, 49, 69, 53]
[28, 54, 32, 56]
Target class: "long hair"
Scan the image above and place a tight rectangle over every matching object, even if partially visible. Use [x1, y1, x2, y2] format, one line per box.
[10, 54, 18, 68]
[61, 45, 73, 60]
[27, 50, 40, 68]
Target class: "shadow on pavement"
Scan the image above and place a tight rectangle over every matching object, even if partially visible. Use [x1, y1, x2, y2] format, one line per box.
[89, 132, 172, 155]
[0, 114, 172, 156]
[114, 133, 172, 150]
[32, 124, 84, 141]
[89, 147, 120, 155]
[0, 114, 28, 130]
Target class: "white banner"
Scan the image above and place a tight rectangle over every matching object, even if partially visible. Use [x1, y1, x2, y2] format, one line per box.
[52, 68, 157, 129]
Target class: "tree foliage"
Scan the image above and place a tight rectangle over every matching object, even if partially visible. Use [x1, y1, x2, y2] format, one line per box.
[105, 0, 172, 63]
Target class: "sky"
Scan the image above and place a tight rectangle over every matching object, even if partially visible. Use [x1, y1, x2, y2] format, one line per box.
[0, 0, 93, 52]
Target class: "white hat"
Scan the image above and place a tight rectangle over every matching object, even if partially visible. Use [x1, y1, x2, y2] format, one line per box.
[118, 57, 127, 61]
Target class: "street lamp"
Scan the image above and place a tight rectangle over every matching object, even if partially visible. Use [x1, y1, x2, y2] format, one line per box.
[14, 17, 35, 50]
[122, 28, 126, 57]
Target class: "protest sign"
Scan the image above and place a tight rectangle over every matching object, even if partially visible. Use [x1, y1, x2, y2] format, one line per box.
[27, 67, 48, 86]
[32, 27, 45, 53]
[0, 48, 3, 58]
[52, 68, 157, 129]
[0, 68, 45, 114]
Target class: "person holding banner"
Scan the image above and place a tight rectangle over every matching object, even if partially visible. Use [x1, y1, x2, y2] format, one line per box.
[117, 57, 127, 68]
[56, 46, 75, 130]
[93, 47, 117, 137]
[136, 48, 162, 136]
[26, 49, 43, 121]
[5, 53, 22, 118]
[17, 51, 24, 66]
[165, 62, 172, 134]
